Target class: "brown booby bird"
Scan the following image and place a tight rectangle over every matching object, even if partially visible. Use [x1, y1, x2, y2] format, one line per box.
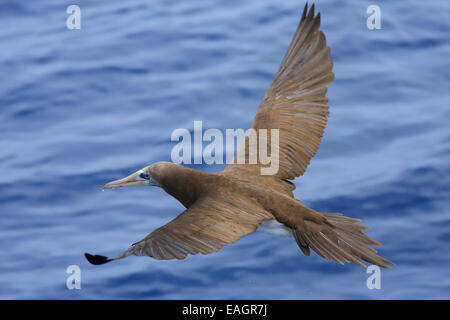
[85, 3, 392, 268]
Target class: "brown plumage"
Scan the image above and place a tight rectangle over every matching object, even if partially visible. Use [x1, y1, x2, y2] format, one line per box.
[85, 3, 392, 269]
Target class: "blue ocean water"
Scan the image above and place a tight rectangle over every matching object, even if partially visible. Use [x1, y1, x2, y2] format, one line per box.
[0, 0, 449, 299]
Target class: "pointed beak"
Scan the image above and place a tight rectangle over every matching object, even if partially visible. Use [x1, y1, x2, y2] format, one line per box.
[102, 171, 148, 189]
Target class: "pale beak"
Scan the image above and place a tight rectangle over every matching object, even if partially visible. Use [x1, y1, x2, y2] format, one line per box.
[102, 169, 157, 189]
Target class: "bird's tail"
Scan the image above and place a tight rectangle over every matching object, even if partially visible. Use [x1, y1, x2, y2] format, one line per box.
[293, 212, 393, 269]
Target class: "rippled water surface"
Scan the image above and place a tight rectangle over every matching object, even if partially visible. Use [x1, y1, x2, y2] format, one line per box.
[0, 0, 449, 299]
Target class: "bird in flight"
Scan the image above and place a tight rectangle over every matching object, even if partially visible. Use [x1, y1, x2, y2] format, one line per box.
[85, 3, 392, 269]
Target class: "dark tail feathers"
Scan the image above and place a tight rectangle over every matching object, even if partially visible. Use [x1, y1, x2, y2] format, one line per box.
[293, 212, 393, 269]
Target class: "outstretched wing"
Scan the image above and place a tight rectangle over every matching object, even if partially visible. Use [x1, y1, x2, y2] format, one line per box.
[113, 195, 273, 261]
[225, 3, 334, 180]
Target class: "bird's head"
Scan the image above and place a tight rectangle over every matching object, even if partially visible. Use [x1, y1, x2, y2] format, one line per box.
[101, 161, 177, 189]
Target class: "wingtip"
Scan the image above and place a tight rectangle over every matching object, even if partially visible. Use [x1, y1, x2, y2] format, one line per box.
[300, 3, 316, 24]
[84, 252, 113, 265]
[310, 3, 315, 17]
[301, 2, 308, 21]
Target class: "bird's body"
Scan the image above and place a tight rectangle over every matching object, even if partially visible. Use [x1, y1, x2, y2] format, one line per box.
[86, 3, 392, 269]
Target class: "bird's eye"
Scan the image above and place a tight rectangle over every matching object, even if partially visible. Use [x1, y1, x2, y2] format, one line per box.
[139, 171, 149, 180]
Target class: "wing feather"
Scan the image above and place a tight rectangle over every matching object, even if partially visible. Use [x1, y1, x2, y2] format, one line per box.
[114, 196, 273, 260]
[225, 3, 334, 180]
